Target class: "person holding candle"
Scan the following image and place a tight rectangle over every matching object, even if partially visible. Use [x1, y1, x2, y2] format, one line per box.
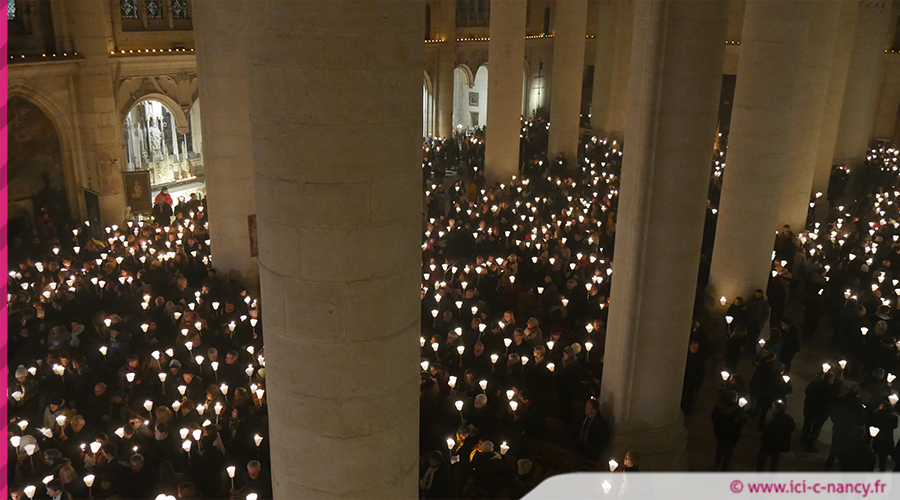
[572, 399, 609, 464]
[867, 399, 898, 471]
[745, 289, 770, 353]
[710, 391, 747, 471]
[756, 400, 795, 472]
[825, 386, 866, 469]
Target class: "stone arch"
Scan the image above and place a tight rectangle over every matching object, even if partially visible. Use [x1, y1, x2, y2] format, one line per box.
[455, 64, 475, 88]
[8, 81, 84, 221]
[124, 93, 190, 132]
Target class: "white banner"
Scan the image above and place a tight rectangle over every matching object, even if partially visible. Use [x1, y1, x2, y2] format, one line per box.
[523, 473, 894, 499]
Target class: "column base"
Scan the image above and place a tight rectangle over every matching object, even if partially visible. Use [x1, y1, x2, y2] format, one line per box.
[609, 416, 688, 471]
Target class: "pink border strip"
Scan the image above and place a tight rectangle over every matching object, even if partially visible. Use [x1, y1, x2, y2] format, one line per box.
[2, 3, 9, 498]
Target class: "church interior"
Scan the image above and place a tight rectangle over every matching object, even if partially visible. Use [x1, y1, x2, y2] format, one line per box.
[7, 0, 900, 499]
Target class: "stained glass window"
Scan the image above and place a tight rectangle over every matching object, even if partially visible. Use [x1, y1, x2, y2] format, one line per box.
[8, 0, 16, 21]
[120, 0, 138, 19]
[146, 0, 162, 19]
[171, 0, 188, 19]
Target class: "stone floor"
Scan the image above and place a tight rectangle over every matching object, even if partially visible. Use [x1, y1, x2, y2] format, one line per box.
[683, 303, 884, 472]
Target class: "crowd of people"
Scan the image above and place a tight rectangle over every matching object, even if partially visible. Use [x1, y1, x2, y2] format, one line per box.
[8, 122, 900, 500]
[8, 195, 272, 500]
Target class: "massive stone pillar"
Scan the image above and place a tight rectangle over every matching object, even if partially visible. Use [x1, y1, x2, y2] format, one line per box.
[246, 2, 422, 498]
[435, 0, 457, 139]
[484, 0, 527, 182]
[590, 0, 617, 133]
[547, 0, 588, 160]
[833, 2, 892, 170]
[601, 0, 727, 470]
[68, 0, 125, 225]
[605, 0, 635, 140]
[193, 0, 259, 290]
[708, 0, 812, 305]
[777, 1, 843, 230]
[811, 0, 859, 197]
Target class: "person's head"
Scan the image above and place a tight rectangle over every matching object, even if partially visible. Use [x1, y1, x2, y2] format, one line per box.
[585, 398, 599, 417]
[624, 450, 639, 468]
[59, 464, 77, 483]
[533, 345, 546, 362]
[155, 422, 169, 439]
[177, 481, 197, 499]
[442, 310, 453, 323]
[508, 353, 520, 366]
[688, 341, 700, 354]
[527, 317, 539, 329]
[754, 289, 764, 299]
[480, 441, 494, 453]
[474, 394, 487, 409]
[101, 442, 117, 461]
[780, 318, 791, 330]
[517, 459, 534, 476]
[428, 450, 443, 468]
[772, 400, 787, 414]
[503, 311, 515, 323]
[226, 351, 238, 365]
[94, 382, 107, 396]
[514, 329, 524, 343]
[130, 454, 144, 472]
[247, 460, 262, 478]
[183, 372, 194, 384]
[46, 479, 63, 498]
[71, 415, 85, 433]
[473, 342, 484, 356]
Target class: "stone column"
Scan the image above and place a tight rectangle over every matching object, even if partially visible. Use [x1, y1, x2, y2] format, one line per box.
[833, 1, 892, 170]
[777, 1, 843, 230]
[193, 0, 259, 291]
[601, 0, 727, 470]
[435, 0, 457, 139]
[590, 0, 617, 133]
[547, 0, 588, 160]
[245, 2, 422, 498]
[811, 0, 859, 197]
[68, 0, 126, 226]
[605, 0, 635, 140]
[708, 0, 813, 305]
[484, 0, 527, 182]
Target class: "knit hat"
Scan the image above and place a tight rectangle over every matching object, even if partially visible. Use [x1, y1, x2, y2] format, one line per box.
[564, 346, 576, 359]
[169, 359, 182, 369]
[15, 365, 27, 378]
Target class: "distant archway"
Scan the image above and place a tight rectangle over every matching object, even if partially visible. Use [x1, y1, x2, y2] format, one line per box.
[123, 98, 205, 207]
[424, 71, 435, 138]
[7, 95, 69, 234]
[453, 64, 488, 132]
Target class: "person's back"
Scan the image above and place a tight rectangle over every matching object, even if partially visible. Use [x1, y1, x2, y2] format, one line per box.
[761, 413, 795, 453]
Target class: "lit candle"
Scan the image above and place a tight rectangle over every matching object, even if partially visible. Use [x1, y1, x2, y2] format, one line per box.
[448, 376, 457, 388]
[869, 426, 880, 438]
[608, 459, 618, 472]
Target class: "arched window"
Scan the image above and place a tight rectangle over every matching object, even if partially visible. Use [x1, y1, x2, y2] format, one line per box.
[146, 0, 163, 19]
[120, 0, 138, 19]
[172, 0, 188, 19]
